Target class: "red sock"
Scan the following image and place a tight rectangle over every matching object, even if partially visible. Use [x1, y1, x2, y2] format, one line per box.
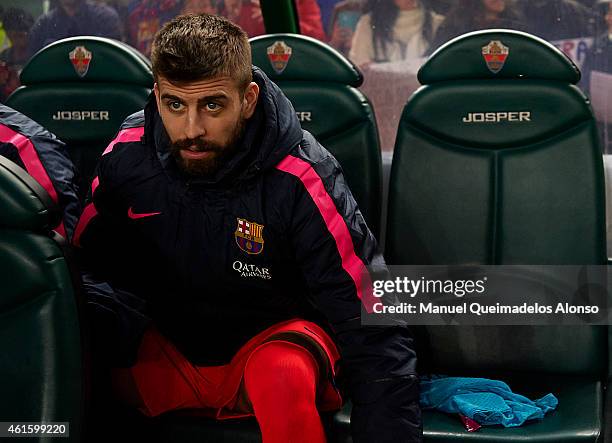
[244, 341, 326, 443]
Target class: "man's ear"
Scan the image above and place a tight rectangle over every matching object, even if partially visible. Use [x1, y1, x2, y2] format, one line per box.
[153, 82, 160, 107]
[242, 82, 259, 118]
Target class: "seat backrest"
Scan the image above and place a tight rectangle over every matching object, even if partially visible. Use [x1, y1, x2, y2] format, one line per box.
[0, 155, 83, 440]
[250, 34, 383, 238]
[6, 36, 153, 197]
[386, 30, 607, 378]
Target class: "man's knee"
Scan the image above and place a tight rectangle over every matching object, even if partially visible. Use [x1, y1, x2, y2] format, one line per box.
[244, 341, 319, 404]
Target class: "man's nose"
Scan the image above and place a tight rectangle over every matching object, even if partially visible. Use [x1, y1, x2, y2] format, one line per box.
[184, 108, 206, 140]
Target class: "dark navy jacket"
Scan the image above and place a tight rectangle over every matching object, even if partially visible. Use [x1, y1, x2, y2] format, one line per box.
[75, 68, 420, 441]
[0, 104, 80, 240]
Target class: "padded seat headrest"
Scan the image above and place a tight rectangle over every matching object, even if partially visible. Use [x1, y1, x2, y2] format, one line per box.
[403, 81, 591, 148]
[7, 85, 151, 145]
[419, 29, 580, 84]
[250, 34, 363, 86]
[0, 156, 60, 231]
[8, 36, 152, 146]
[21, 36, 152, 86]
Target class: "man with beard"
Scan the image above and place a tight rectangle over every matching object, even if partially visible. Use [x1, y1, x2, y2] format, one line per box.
[74, 14, 420, 443]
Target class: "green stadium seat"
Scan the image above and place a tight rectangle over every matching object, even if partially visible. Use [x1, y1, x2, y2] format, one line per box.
[250, 33, 383, 239]
[0, 155, 83, 442]
[6, 36, 152, 198]
[385, 30, 609, 442]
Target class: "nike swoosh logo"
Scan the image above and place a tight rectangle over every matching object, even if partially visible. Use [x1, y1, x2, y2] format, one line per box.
[128, 207, 162, 219]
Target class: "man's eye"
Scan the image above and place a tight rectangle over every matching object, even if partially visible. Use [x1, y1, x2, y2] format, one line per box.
[206, 102, 220, 111]
[169, 101, 183, 111]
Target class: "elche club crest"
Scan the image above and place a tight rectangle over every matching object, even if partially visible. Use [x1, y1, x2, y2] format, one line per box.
[69, 45, 92, 78]
[266, 41, 292, 74]
[235, 218, 264, 255]
[481, 40, 509, 74]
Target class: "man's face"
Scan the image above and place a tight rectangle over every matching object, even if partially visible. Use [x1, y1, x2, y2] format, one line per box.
[154, 75, 259, 177]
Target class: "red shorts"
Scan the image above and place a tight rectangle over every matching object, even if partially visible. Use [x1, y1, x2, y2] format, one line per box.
[112, 319, 343, 419]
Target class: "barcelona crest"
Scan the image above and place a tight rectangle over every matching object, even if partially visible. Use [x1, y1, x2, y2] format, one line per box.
[481, 40, 509, 74]
[69, 45, 92, 78]
[235, 218, 265, 255]
[267, 41, 292, 74]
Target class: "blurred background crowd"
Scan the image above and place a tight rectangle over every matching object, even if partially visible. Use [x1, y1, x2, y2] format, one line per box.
[0, 0, 611, 148]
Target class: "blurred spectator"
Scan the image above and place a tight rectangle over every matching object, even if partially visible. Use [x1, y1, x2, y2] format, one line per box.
[104, 1, 131, 49]
[29, 0, 123, 56]
[427, 0, 452, 13]
[0, 7, 10, 54]
[430, 0, 524, 52]
[296, 0, 328, 39]
[0, 8, 34, 101]
[582, 1, 612, 91]
[318, 0, 343, 31]
[128, 0, 182, 57]
[219, 0, 327, 40]
[1, 8, 34, 72]
[520, 0, 596, 40]
[328, 0, 363, 55]
[181, 0, 218, 14]
[219, 0, 265, 36]
[129, 0, 325, 56]
[349, 0, 443, 65]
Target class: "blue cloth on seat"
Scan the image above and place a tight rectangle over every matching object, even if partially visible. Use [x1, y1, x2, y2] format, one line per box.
[420, 376, 558, 427]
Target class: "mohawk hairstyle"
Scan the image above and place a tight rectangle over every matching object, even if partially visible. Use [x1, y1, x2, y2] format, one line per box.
[151, 13, 252, 91]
